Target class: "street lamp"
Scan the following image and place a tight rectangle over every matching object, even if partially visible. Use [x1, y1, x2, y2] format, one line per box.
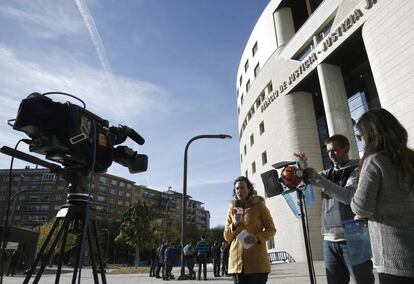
[100, 229, 110, 267]
[164, 195, 181, 241]
[178, 134, 232, 280]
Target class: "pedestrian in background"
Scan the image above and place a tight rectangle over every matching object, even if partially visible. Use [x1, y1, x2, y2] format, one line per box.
[220, 241, 230, 276]
[211, 241, 221, 277]
[183, 240, 196, 279]
[351, 108, 414, 284]
[164, 242, 175, 280]
[195, 234, 209, 281]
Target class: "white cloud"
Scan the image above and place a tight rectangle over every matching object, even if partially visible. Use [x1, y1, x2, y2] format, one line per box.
[0, 0, 83, 39]
[0, 46, 174, 170]
[0, 46, 171, 122]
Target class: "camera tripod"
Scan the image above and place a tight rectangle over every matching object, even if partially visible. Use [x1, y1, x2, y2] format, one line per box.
[23, 193, 107, 284]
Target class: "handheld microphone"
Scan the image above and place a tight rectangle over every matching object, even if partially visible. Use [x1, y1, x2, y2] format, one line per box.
[233, 200, 244, 215]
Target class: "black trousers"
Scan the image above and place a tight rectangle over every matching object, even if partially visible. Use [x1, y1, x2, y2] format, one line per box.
[232, 273, 268, 284]
[197, 255, 207, 280]
[379, 273, 414, 284]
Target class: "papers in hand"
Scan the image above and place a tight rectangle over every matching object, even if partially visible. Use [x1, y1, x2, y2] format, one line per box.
[236, 229, 257, 249]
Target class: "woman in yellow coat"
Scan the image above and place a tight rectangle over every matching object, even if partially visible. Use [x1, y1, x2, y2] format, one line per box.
[224, 176, 276, 284]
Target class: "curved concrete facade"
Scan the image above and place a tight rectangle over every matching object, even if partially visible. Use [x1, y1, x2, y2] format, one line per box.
[236, 0, 414, 261]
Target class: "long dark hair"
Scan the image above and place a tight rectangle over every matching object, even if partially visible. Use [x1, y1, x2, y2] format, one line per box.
[356, 108, 414, 188]
[232, 176, 255, 198]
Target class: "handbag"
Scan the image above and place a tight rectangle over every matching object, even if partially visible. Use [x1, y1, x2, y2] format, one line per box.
[342, 219, 373, 265]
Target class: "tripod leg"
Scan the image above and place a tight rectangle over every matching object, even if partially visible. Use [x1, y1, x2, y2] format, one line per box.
[87, 226, 100, 284]
[91, 220, 107, 284]
[71, 224, 83, 284]
[23, 217, 61, 284]
[55, 219, 70, 284]
[33, 216, 71, 284]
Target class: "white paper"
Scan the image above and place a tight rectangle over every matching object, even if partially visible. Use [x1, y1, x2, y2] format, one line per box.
[236, 229, 257, 249]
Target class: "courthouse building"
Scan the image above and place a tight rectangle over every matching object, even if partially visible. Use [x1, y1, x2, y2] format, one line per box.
[236, 0, 414, 261]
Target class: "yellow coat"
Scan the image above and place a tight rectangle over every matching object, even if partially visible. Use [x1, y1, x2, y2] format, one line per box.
[223, 195, 276, 274]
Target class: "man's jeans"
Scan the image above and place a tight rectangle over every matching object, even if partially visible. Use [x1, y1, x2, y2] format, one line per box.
[324, 240, 375, 284]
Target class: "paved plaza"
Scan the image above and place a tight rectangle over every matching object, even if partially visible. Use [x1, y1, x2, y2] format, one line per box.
[2, 261, 379, 284]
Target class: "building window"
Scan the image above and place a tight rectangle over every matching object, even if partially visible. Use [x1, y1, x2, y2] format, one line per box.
[240, 154, 243, 163]
[254, 63, 260, 78]
[244, 145, 247, 155]
[252, 161, 256, 174]
[118, 191, 124, 196]
[244, 59, 249, 72]
[267, 81, 273, 93]
[259, 121, 265, 135]
[246, 80, 250, 93]
[110, 189, 116, 195]
[117, 200, 123, 206]
[250, 134, 254, 146]
[239, 75, 243, 86]
[267, 237, 275, 249]
[245, 170, 248, 178]
[252, 42, 258, 56]
[42, 174, 55, 183]
[262, 151, 268, 165]
[240, 94, 244, 105]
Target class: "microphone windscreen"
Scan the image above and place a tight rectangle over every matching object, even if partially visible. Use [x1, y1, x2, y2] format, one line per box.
[234, 199, 243, 208]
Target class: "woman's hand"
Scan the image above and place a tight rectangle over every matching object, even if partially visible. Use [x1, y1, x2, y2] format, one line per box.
[231, 208, 243, 227]
[294, 152, 308, 161]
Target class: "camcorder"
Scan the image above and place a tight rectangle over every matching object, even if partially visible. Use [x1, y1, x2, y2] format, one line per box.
[5, 92, 148, 176]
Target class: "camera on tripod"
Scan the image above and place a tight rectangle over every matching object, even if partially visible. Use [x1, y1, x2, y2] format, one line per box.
[11, 92, 148, 175]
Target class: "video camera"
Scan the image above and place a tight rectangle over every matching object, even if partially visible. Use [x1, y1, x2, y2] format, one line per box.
[9, 92, 148, 174]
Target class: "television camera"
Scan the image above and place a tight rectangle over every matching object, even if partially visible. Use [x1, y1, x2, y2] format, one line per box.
[10, 92, 147, 175]
[0, 92, 149, 283]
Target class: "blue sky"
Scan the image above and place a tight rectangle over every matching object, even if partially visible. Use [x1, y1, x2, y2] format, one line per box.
[0, 0, 269, 227]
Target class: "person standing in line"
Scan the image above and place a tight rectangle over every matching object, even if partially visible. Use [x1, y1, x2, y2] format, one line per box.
[149, 244, 157, 277]
[6, 247, 20, 276]
[224, 176, 276, 284]
[350, 108, 414, 284]
[211, 241, 221, 277]
[295, 134, 375, 284]
[164, 242, 175, 281]
[195, 234, 209, 281]
[155, 241, 168, 279]
[220, 241, 230, 276]
[183, 240, 196, 280]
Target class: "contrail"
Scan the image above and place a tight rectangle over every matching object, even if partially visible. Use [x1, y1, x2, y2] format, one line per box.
[74, 0, 114, 82]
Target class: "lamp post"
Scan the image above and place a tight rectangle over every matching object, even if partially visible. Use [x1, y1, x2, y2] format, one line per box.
[100, 228, 110, 267]
[178, 134, 232, 280]
[164, 195, 181, 241]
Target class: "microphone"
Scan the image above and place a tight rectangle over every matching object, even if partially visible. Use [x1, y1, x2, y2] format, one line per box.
[233, 199, 244, 215]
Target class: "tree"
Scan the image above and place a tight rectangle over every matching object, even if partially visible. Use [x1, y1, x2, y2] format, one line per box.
[206, 226, 225, 244]
[36, 219, 77, 263]
[115, 201, 154, 267]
